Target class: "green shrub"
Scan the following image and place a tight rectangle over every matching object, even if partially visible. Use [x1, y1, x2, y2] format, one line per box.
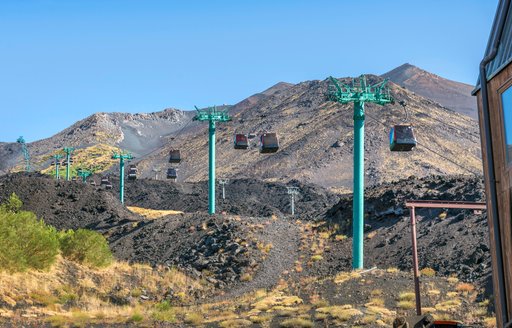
[0, 209, 60, 272]
[0, 193, 23, 213]
[59, 229, 113, 268]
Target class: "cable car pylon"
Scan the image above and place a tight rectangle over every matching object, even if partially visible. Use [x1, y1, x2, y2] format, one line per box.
[112, 151, 133, 205]
[327, 75, 394, 270]
[193, 106, 231, 215]
[53, 154, 63, 180]
[63, 147, 75, 181]
[16, 136, 31, 172]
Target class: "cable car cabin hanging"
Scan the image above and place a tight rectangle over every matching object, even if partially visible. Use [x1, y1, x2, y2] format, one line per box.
[389, 125, 417, 151]
[169, 149, 181, 163]
[100, 177, 110, 186]
[128, 165, 137, 180]
[166, 168, 177, 180]
[62, 158, 74, 166]
[234, 133, 249, 149]
[259, 132, 279, 153]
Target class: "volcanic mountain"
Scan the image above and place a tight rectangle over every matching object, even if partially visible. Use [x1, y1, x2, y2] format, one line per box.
[0, 66, 482, 191]
[382, 63, 478, 119]
[133, 75, 481, 191]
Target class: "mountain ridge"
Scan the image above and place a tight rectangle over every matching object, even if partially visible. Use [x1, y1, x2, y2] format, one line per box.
[382, 63, 477, 119]
[0, 66, 482, 190]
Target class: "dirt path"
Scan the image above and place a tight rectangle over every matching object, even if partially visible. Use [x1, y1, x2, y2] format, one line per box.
[216, 216, 301, 299]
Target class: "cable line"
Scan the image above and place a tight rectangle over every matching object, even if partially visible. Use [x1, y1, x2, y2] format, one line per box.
[364, 111, 480, 176]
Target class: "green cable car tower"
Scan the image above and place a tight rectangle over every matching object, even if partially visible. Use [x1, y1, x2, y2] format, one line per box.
[112, 151, 133, 204]
[328, 75, 394, 269]
[16, 136, 31, 172]
[193, 106, 231, 215]
[53, 154, 63, 180]
[77, 168, 92, 184]
[63, 147, 75, 181]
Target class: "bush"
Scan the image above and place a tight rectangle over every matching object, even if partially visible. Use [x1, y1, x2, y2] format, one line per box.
[0, 193, 23, 213]
[0, 209, 60, 272]
[420, 267, 436, 277]
[59, 229, 113, 268]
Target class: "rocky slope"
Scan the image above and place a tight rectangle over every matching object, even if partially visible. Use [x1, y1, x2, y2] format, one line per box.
[382, 63, 477, 119]
[138, 75, 482, 191]
[1, 66, 483, 192]
[0, 108, 197, 173]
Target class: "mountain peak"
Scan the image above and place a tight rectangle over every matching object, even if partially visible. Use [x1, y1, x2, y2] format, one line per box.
[382, 63, 477, 119]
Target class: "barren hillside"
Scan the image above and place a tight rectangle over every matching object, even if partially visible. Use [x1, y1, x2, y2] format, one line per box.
[382, 63, 477, 119]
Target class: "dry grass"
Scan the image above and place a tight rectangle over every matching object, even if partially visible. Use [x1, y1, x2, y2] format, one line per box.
[310, 255, 323, 262]
[420, 267, 436, 277]
[334, 271, 360, 284]
[127, 206, 183, 218]
[219, 318, 253, 327]
[184, 312, 204, 325]
[386, 267, 399, 273]
[398, 292, 416, 302]
[316, 305, 363, 321]
[455, 282, 475, 293]
[334, 234, 347, 241]
[280, 317, 314, 327]
[482, 316, 497, 327]
[435, 299, 462, 312]
[0, 256, 203, 324]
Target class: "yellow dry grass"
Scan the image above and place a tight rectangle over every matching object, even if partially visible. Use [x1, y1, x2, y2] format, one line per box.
[316, 305, 363, 321]
[0, 256, 203, 324]
[40, 144, 121, 176]
[127, 206, 183, 218]
[334, 271, 360, 284]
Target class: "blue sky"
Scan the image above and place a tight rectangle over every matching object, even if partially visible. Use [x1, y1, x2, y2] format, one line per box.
[0, 0, 498, 142]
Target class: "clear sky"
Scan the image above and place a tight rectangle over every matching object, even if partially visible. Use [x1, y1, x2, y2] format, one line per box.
[0, 0, 498, 142]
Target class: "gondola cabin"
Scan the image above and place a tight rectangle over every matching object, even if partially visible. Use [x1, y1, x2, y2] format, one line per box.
[259, 133, 279, 153]
[389, 125, 417, 151]
[166, 168, 177, 180]
[169, 149, 181, 163]
[128, 165, 137, 180]
[472, 1, 512, 325]
[100, 176, 110, 186]
[234, 133, 249, 149]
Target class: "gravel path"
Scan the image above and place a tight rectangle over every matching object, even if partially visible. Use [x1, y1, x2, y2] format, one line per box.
[216, 216, 301, 299]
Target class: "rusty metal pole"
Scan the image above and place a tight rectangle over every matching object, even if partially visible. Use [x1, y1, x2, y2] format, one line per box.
[410, 206, 422, 315]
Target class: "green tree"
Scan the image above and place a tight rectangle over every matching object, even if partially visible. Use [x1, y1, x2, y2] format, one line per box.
[59, 229, 113, 268]
[0, 193, 23, 213]
[0, 210, 60, 272]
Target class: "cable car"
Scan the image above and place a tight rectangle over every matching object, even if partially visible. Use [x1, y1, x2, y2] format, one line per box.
[62, 158, 74, 166]
[169, 149, 181, 163]
[71, 176, 77, 182]
[234, 133, 249, 149]
[105, 181, 113, 189]
[166, 168, 177, 180]
[128, 165, 137, 180]
[101, 176, 110, 186]
[389, 125, 416, 151]
[259, 132, 279, 153]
